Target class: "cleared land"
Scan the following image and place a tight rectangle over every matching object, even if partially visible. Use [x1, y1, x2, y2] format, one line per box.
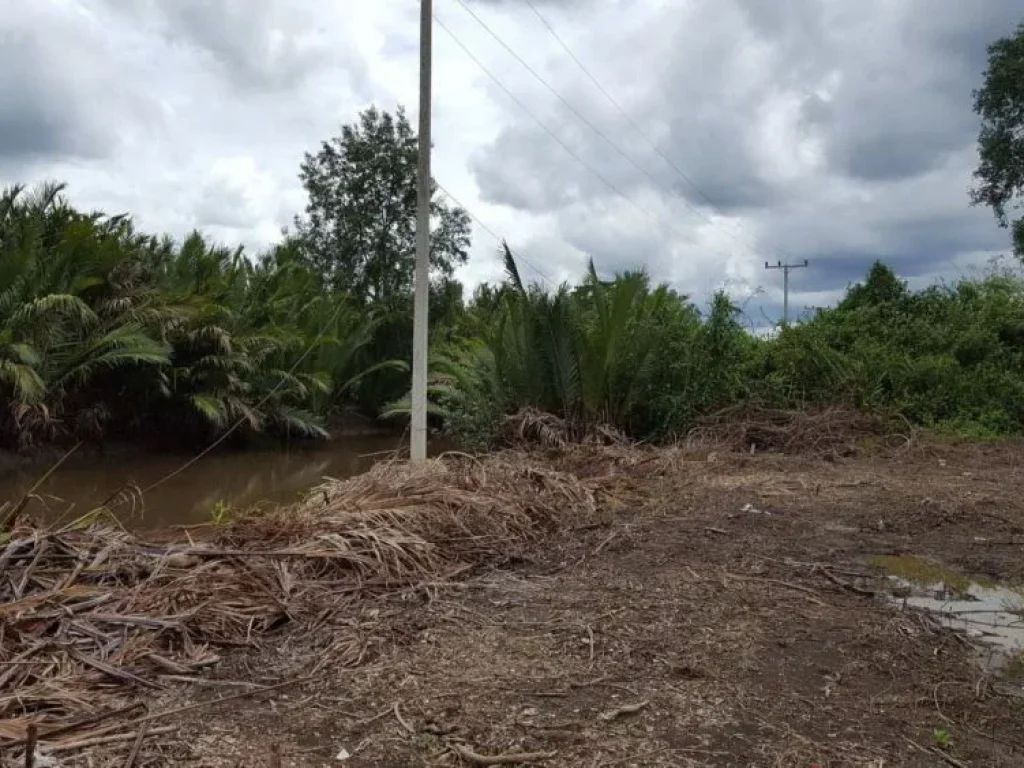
[3, 428, 1024, 766]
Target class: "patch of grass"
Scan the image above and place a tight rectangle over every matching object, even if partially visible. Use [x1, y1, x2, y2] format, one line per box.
[1005, 651, 1024, 680]
[209, 500, 234, 527]
[866, 555, 992, 593]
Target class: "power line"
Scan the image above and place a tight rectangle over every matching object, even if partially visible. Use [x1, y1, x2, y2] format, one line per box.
[764, 259, 809, 326]
[84, 296, 359, 513]
[433, 13, 737, 263]
[450, 0, 767, 261]
[519, 0, 794, 264]
[437, 183, 503, 244]
[435, 180, 557, 286]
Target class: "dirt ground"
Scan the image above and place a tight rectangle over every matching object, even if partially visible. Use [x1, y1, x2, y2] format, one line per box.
[22, 440, 1024, 767]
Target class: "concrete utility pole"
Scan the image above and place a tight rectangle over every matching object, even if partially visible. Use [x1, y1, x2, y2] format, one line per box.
[764, 259, 809, 326]
[411, 0, 433, 464]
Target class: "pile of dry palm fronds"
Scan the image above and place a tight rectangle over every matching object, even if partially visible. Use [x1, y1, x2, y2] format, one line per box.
[498, 408, 630, 449]
[684, 405, 911, 456]
[0, 452, 610, 762]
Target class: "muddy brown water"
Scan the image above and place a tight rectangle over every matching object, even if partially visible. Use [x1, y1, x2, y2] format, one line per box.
[0, 434, 440, 530]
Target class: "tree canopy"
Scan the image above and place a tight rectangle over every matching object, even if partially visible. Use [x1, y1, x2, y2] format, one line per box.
[294, 106, 472, 303]
[971, 19, 1024, 257]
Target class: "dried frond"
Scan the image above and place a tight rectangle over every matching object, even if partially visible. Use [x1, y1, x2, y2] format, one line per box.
[0, 450, 620, 755]
[683, 404, 910, 456]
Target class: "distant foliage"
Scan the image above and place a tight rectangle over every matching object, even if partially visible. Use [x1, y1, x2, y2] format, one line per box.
[416, 252, 1024, 448]
[8, 180, 1024, 454]
[10, 88, 1024, 453]
[766, 262, 1024, 437]
[294, 106, 473, 411]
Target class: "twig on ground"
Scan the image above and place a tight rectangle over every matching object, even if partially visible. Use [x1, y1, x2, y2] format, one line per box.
[593, 531, 618, 556]
[450, 743, 557, 765]
[50, 726, 177, 753]
[132, 676, 312, 726]
[901, 737, 968, 768]
[7, 704, 144, 748]
[815, 566, 878, 596]
[122, 722, 149, 768]
[355, 705, 397, 728]
[25, 723, 37, 768]
[704, 527, 729, 536]
[570, 675, 610, 688]
[598, 700, 649, 721]
[394, 702, 414, 734]
[723, 572, 827, 606]
[157, 675, 262, 688]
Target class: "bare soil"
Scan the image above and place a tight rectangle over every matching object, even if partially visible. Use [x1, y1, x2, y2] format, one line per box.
[10, 440, 1024, 766]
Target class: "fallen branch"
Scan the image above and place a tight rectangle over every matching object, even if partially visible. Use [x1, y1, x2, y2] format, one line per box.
[450, 743, 558, 765]
[815, 566, 877, 597]
[393, 702, 414, 734]
[132, 676, 312, 726]
[50, 726, 177, 754]
[598, 700, 649, 721]
[723, 572, 827, 606]
[122, 722, 149, 767]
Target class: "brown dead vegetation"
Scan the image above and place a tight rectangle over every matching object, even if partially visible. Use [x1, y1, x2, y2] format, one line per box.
[2, 411, 1022, 766]
[687, 404, 912, 456]
[0, 451, 628, 763]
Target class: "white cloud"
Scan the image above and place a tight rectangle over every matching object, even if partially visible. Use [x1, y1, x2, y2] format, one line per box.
[0, 0, 1020, 323]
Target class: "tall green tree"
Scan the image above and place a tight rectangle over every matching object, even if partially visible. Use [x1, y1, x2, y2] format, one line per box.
[294, 105, 472, 303]
[971, 19, 1024, 257]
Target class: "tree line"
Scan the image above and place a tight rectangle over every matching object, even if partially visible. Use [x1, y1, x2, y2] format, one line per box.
[2, 18, 1024, 452]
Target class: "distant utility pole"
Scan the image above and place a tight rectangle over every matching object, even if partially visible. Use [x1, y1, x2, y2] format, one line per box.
[764, 259, 809, 326]
[411, 0, 433, 464]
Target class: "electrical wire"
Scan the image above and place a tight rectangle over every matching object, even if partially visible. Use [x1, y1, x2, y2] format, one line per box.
[434, 12, 738, 263]
[519, 0, 795, 264]
[450, 0, 776, 262]
[435, 180, 557, 286]
[93, 297, 353, 506]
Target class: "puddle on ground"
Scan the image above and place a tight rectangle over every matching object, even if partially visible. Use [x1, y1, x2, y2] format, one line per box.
[870, 556, 1024, 684]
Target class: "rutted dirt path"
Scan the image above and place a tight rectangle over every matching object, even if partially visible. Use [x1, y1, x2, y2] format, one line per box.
[165, 443, 1024, 767]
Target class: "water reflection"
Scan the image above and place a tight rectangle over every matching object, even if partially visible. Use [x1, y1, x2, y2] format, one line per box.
[873, 555, 1024, 684]
[0, 434, 416, 530]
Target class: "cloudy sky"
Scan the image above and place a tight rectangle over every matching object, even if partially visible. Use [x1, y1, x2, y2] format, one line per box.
[2, 0, 1021, 322]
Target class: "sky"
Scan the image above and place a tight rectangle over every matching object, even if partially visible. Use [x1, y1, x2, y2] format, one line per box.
[2, 0, 1021, 323]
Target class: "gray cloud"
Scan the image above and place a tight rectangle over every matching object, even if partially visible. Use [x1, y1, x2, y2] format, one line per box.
[0, 17, 118, 166]
[750, 0, 1023, 184]
[462, 0, 1019, 320]
[1, 0, 1019, 327]
[99, 0, 368, 93]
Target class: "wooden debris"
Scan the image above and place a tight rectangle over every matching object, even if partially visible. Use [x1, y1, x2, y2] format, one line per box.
[450, 743, 558, 765]
[1, 453, 614, 758]
[598, 700, 650, 721]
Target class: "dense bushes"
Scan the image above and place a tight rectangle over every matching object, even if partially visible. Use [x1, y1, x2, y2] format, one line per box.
[763, 264, 1024, 437]
[4, 181, 1024, 454]
[0, 183, 399, 450]
[424, 250, 1024, 448]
